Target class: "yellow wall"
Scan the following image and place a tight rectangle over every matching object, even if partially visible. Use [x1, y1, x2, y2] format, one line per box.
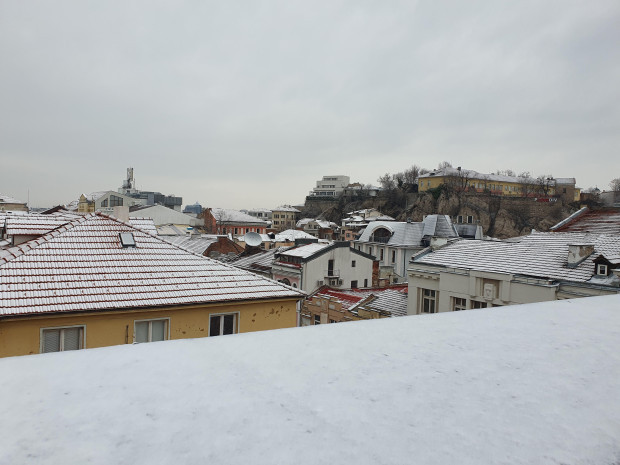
[419, 175, 572, 198]
[0, 298, 299, 358]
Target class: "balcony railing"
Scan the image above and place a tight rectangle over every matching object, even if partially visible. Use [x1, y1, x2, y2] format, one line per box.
[324, 269, 340, 277]
[370, 236, 390, 243]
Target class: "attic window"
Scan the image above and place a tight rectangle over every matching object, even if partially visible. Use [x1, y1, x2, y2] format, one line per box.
[119, 232, 136, 248]
[597, 264, 608, 276]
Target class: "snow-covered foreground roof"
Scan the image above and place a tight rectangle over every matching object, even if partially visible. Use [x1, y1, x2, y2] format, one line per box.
[2, 295, 620, 464]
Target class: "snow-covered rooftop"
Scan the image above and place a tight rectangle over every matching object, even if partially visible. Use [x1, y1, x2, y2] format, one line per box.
[315, 285, 408, 317]
[414, 231, 620, 282]
[551, 207, 620, 235]
[0, 213, 303, 316]
[356, 215, 458, 247]
[163, 234, 219, 255]
[0, 193, 25, 204]
[1, 295, 619, 464]
[279, 242, 331, 258]
[272, 205, 301, 212]
[209, 208, 268, 225]
[273, 229, 315, 241]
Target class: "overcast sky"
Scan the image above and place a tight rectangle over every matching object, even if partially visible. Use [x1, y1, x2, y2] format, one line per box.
[1, 1, 619, 209]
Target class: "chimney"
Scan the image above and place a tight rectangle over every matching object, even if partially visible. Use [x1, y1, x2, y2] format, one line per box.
[113, 206, 130, 222]
[567, 243, 594, 267]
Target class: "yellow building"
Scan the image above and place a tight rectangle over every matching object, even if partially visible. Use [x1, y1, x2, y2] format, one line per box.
[418, 167, 580, 202]
[0, 213, 304, 357]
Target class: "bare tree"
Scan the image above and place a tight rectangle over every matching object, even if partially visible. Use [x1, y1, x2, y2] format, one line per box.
[496, 169, 515, 177]
[377, 173, 396, 191]
[610, 178, 620, 192]
[437, 160, 453, 170]
[535, 175, 554, 196]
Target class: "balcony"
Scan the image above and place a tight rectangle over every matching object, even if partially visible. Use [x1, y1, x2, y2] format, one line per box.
[324, 269, 340, 277]
[370, 235, 390, 244]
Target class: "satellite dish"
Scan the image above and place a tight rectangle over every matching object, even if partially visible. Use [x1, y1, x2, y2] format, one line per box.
[244, 232, 262, 248]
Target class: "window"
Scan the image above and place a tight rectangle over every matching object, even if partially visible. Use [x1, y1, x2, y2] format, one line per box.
[422, 289, 437, 313]
[392, 250, 396, 263]
[597, 264, 608, 276]
[119, 232, 136, 248]
[467, 216, 473, 224]
[351, 280, 358, 288]
[101, 199, 108, 207]
[134, 319, 169, 343]
[351, 260, 356, 268]
[380, 249, 384, 261]
[314, 315, 321, 325]
[472, 301, 486, 309]
[109, 195, 123, 207]
[41, 326, 85, 353]
[364, 278, 368, 287]
[453, 297, 467, 311]
[330, 319, 336, 323]
[210, 313, 237, 336]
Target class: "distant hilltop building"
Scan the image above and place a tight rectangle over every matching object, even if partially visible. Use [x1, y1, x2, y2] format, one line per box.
[418, 167, 580, 202]
[308, 175, 380, 198]
[118, 167, 182, 211]
[309, 175, 350, 197]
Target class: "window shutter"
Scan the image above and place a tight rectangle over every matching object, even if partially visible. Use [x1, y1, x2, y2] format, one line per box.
[43, 330, 61, 353]
[62, 327, 82, 351]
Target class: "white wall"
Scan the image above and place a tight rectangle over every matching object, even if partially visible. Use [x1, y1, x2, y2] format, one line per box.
[302, 246, 374, 292]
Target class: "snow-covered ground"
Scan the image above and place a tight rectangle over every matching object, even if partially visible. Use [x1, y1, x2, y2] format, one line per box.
[2, 295, 620, 464]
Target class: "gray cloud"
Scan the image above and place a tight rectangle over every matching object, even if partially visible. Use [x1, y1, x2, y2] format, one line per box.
[1, 0, 619, 208]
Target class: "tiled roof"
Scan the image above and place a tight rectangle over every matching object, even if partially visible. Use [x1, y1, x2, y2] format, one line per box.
[210, 208, 268, 225]
[551, 207, 620, 235]
[315, 285, 408, 317]
[414, 231, 620, 283]
[1, 212, 156, 237]
[163, 235, 218, 255]
[0, 214, 303, 317]
[273, 205, 301, 213]
[233, 248, 289, 272]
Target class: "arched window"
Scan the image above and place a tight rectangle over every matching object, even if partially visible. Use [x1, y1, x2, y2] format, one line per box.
[370, 227, 392, 244]
[282, 278, 291, 286]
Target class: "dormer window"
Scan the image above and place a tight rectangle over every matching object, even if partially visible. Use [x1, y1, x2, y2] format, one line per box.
[119, 232, 136, 248]
[596, 264, 608, 276]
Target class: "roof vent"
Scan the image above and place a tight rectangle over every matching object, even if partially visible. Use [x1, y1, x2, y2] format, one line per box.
[119, 232, 136, 248]
[567, 243, 594, 267]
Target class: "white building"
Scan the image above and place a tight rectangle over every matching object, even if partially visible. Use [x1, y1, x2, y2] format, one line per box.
[309, 175, 350, 197]
[407, 231, 620, 315]
[354, 215, 475, 284]
[271, 241, 376, 292]
[129, 204, 202, 227]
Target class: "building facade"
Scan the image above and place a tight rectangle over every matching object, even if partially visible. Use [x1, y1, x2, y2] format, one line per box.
[308, 175, 351, 197]
[0, 213, 303, 357]
[407, 232, 620, 315]
[271, 241, 377, 292]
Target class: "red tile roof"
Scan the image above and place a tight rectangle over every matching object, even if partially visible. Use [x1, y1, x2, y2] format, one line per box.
[0, 213, 303, 317]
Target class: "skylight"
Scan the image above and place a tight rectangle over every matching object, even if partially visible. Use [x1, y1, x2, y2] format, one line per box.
[119, 232, 136, 248]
